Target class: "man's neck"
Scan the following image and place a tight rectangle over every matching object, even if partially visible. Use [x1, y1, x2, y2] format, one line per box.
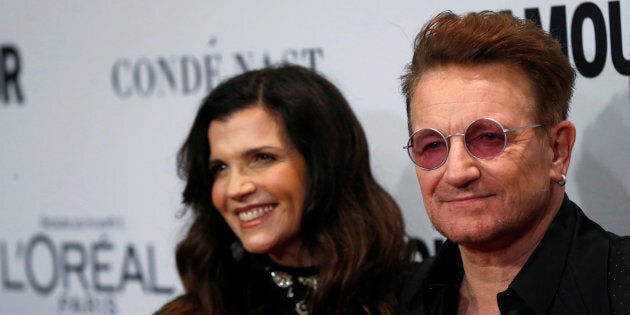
[457, 247, 532, 315]
[456, 191, 565, 314]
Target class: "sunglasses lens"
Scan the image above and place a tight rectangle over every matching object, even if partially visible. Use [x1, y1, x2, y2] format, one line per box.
[408, 129, 448, 169]
[465, 119, 506, 159]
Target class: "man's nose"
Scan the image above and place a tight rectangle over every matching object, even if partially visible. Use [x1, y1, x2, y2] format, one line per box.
[442, 136, 481, 187]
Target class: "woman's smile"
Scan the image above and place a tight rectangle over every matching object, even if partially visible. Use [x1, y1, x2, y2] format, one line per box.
[236, 204, 277, 223]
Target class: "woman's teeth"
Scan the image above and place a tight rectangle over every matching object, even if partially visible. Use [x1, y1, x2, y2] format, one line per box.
[238, 205, 275, 222]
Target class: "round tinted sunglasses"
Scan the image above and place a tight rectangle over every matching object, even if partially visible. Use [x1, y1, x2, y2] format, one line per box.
[404, 118, 543, 170]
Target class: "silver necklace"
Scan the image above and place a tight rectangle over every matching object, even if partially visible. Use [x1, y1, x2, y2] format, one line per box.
[269, 270, 318, 315]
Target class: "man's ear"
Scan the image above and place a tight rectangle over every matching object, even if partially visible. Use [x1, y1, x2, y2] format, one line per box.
[548, 120, 576, 182]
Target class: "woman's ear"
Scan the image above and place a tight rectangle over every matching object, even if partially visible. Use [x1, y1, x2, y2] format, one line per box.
[548, 120, 576, 183]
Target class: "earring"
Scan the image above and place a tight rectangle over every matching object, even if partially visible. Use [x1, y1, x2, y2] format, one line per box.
[557, 174, 566, 186]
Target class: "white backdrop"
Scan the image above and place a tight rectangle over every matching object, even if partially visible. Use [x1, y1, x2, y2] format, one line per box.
[1, 1, 628, 314]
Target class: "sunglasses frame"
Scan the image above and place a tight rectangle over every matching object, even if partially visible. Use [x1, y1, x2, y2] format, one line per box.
[404, 118, 543, 170]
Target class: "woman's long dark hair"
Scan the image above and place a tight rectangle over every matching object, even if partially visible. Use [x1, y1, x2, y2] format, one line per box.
[156, 64, 409, 315]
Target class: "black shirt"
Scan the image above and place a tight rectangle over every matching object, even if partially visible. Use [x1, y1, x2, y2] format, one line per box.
[400, 195, 628, 315]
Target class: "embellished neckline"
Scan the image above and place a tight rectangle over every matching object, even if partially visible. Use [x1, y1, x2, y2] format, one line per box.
[261, 256, 318, 315]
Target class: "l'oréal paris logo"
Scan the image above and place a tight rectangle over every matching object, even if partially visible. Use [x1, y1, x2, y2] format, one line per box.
[1, 216, 175, 315]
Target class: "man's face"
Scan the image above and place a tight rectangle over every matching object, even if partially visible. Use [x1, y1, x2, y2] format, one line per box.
[409, 62, 555, 249]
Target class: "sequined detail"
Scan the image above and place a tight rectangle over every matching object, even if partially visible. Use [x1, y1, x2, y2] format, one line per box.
[267, 266, 318, 315]
[298, 275, 318, 290]
[295, 300, 309, 315]
[271, 271, 293, 288]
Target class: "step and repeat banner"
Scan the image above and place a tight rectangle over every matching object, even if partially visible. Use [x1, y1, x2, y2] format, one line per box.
[1, 1, 628, 314]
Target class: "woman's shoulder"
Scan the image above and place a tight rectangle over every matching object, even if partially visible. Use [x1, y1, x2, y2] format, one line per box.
[154, 293, 203, 315]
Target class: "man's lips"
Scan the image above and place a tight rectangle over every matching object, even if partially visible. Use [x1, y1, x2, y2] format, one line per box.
[441, 194, 492, 204]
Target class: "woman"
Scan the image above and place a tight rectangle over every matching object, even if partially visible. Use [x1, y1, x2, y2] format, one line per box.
[156, 64, 413, 315]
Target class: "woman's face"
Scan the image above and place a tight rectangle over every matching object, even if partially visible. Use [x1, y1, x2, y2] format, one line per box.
[208, 106, 309, 266]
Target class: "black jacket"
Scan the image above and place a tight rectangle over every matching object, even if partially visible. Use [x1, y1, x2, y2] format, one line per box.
[399, 195, 629, 314]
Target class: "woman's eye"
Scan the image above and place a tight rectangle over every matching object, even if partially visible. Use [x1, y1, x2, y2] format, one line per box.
[254, 153, 275, 162]
[209, 163, 227, 176]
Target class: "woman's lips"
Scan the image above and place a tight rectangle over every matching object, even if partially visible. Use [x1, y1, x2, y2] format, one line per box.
[237, 204, 276, 222]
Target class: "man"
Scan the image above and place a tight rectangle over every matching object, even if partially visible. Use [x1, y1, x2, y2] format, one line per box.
[399, 10, 629, 315]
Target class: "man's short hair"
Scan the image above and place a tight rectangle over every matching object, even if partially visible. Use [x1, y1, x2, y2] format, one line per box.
[401, 11, 576, 132]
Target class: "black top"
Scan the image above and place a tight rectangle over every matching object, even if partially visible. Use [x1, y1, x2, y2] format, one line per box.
[399, 195, 629, 315]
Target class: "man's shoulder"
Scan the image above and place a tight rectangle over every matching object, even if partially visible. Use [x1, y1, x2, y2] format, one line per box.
[399, 258, 435, 315]
[567, 200, 629, 313]
[608, 232, 630, 246]
[407, 257, 435, 286]
[608, 234, 630, 268]
[608, 234, 630, 314]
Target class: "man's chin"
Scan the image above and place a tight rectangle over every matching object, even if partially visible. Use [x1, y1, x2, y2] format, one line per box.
[436, 225, 499, 245]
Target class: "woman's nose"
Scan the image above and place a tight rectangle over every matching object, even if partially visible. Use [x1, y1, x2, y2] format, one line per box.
[226, 171, 256, 200]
